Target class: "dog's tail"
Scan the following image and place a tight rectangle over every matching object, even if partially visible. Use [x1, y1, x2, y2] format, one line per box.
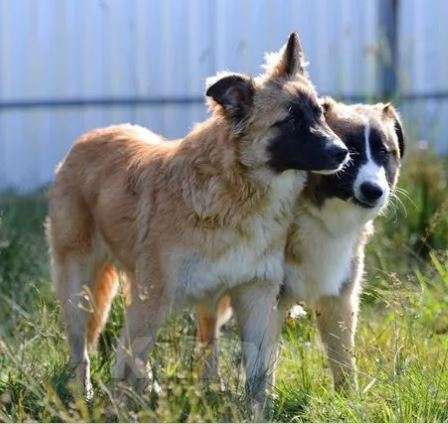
[86, 263, 119, 350]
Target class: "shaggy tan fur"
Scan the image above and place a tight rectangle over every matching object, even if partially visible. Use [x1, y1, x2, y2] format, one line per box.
[47, 33, 345, 414]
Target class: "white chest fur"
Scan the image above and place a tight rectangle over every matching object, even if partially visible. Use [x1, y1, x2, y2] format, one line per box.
[171, 170, 306, 304]
[284, 198, 370, 303]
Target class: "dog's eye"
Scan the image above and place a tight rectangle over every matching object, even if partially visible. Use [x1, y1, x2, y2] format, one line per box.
[379, 145, 391, 155]
[273, 115, 296, 128]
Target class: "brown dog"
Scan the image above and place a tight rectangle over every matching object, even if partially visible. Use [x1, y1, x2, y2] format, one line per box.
[196, 98, 404, 393]
[47, 33, 348, 409]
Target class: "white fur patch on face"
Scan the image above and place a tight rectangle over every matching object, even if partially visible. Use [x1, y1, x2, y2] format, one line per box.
[353, 121, 390, 210]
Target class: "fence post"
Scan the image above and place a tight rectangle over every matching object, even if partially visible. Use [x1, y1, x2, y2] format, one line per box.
[378, 0, 399, 99]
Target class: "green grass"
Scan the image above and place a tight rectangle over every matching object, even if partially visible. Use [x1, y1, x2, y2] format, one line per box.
[1, 150, 448, 422]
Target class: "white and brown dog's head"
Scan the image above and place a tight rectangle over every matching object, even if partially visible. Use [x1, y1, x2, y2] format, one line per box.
[205, 33, 349, 175]
[304, 98, 404, 223]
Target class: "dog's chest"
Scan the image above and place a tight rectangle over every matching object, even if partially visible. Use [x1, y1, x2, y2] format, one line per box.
[284, 206, 361, 302]
[172, 172, 303, 302]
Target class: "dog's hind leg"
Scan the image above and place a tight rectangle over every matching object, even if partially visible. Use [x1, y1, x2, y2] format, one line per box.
[52, 251, 100, 397]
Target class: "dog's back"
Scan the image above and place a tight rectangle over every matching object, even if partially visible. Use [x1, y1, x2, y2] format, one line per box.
[49, 124, 171, 266]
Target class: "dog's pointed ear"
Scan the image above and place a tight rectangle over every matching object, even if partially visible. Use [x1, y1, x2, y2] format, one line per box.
[206, 72, 255, 124]
[383, 103, 405, 158]
[264, 32, 308, 79]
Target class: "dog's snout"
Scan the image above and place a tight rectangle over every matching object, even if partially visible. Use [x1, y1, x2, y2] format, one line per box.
[327, 143, 349, 165]
[360, 182, 383, 203]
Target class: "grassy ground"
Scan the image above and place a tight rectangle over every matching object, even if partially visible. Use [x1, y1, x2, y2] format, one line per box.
[1, 150, 448, 422]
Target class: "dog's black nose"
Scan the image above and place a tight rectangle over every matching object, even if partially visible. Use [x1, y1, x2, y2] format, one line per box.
[328, 144, 349, 165]
[360, 182, 383, 203]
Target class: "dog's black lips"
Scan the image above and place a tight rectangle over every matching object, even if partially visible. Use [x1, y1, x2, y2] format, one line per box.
[352, 197, 377, 209]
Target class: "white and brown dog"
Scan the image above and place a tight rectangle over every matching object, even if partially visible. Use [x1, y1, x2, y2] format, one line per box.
[196, 97, 405, 392]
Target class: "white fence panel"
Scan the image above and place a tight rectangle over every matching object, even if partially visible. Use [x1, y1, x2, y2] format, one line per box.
[0, 0, 446, 191]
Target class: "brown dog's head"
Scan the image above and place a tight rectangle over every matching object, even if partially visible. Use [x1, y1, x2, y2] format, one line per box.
[304, 98, 404, 218]
[205, 33, 349, 174]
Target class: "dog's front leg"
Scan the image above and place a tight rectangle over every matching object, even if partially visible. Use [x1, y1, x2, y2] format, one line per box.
[314, 283, 360, 391]
[230, 280, 282, 419]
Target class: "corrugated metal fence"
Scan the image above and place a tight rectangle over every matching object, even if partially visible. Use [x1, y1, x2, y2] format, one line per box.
[0, 0, 447, 191]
